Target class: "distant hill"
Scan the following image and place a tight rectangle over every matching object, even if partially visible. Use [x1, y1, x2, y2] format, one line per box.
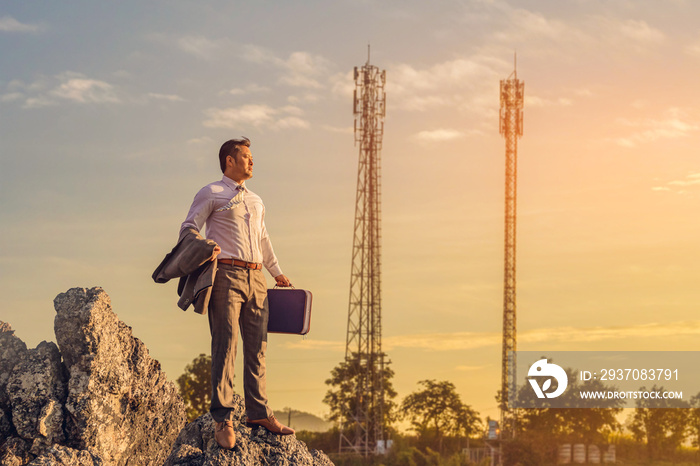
[274, 408, 332, 432]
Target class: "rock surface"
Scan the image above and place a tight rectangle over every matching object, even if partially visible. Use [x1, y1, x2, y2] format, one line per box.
[1, 287, 186, 465]
[1, 287, 334, 466]
[54, 287, 186, 465]
[165, 394, 334, 466]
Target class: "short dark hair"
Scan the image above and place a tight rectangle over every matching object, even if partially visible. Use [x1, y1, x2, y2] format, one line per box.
[218, 137, 251, 173]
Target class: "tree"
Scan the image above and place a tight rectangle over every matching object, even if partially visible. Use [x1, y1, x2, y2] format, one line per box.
[400, 379, 482, 453]
[513, 367, 622, 444]
[323, 352, 397, 437]
[629, 385, 689, 460]
[689, 392, 700, 448]
[176, 353, 212, 423]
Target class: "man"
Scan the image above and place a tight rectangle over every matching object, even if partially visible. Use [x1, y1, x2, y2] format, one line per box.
[180, 137, 295, 450]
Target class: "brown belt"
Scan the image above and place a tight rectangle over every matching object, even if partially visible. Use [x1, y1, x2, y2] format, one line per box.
[218, 258, 262, 270]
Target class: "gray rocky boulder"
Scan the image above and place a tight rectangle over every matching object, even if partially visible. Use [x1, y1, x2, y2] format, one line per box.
[1, 287, 186, 465]
[53, 287, 187, 465]
[7, 340, 67, 455]
[165, 393, 334, 466]
[2, 287, 333, 466]
[0, 322, 29, 439]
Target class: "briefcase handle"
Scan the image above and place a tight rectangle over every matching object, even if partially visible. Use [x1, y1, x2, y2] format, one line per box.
[273, 284, 295, 289]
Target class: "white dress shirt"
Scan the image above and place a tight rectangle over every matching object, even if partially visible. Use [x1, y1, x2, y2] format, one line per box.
[180, 175, 283, 278]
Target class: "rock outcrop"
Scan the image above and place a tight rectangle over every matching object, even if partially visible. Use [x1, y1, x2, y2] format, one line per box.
[165, 394, 334, 466]
[1, 287, 334, 466]
[1, 287, 186, 465]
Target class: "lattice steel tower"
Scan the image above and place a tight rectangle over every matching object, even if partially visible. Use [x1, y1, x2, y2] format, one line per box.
[340, 49, 387, 456]
[499, 60, 523, 436]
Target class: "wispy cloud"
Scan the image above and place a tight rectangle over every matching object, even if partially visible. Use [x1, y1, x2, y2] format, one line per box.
[525, 95, 573, 107]
[383, 321, 700, 352]
[412, 129, 469, 143]
[284, 339, 345, 352]
[0, 16, 44, 33]
[202, 104, 310, 130]
[6, 72, 121, 108]
[176, 35, 229, 60]
[147, 93, 185, 102]
[612, 108, 699, 147]
[653, 172, 700, 193]
[241, 46, 332, 89]
[50, 75, 119, 104]
[321, 125, 353, 134]
[187, 136, 214, 145]
[229, 84, 270, 96]
[389, 55, 505, 115]
[481, 5, 665, 59]
[616, 19, 666, 46]
[686, 39, 700, 58]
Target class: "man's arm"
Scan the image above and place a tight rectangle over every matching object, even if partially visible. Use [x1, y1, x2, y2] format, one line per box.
[180, 185, 215, 235]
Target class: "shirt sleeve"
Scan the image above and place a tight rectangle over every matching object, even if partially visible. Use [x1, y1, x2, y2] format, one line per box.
[260, 207, 284, 278]
[180, 186, 215, 235]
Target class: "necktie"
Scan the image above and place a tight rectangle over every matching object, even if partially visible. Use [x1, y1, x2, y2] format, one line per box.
[215, 185, 245, 212]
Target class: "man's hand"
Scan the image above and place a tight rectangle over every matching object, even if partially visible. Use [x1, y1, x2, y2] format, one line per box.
[274, 274, 292, 287]
[209, 245, 221, 262]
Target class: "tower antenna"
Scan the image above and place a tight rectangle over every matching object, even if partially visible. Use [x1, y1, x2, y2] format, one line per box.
[498, 56, 524, 449]
[340, 50, 388, 457]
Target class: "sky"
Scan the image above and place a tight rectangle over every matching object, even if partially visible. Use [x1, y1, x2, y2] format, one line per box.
[2, 0, 700, 426]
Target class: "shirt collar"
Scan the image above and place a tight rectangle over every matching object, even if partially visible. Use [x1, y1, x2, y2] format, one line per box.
[222, 175, 248, 192]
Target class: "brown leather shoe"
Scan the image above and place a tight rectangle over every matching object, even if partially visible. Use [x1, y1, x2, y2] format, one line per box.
[245, 415, 295, 435]
[215, 420, 236, 449]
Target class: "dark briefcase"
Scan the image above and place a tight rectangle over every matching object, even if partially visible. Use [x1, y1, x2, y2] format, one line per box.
[267, 288, 313, 335]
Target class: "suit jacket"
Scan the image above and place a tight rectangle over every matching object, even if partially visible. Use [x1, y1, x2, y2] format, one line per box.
[152, 227, 219, 315]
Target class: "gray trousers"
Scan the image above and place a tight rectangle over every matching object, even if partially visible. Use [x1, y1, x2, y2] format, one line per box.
[208, 263, 273, 422]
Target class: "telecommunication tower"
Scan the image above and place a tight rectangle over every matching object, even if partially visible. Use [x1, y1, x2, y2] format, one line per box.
[340, 48, 387, 456]
[498, 59, 524, 437]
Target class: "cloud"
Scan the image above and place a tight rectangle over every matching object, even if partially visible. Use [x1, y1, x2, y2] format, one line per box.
[1, 92, 23, 102]
[686, 40, 700, 58]
[612, 108, 699, 147]
[147, 93, 185, 102]
[389, 55, 505, 115]
[280, 321, 700, 354]
[412, 129, 467, 143]
[23, 96, 56, 109]
[229, 84, 270, 95]
[0, 16, 43, 33]
[4, 72, 122, 108]
[241, 45, 333, 89]
[617, 19, 665, 45]
[585, 17, 666, 54]
[482, 5, 665, 59]
[283, 340, 345, 352]
[50, 77, 119, 104]
[202, 104, 310, 130]
[187, 136, 214, 144]
[653, 172, 700, 193]
[329, 71, 354, 98]
[456, 365, 488, 372]
[525, 95, 573, 107]
[176, 35, 228, 60]
[321, 125, 353, 134]
[279, 52, 331, 89]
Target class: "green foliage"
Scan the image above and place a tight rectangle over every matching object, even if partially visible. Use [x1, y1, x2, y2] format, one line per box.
[323, 352, 398, 435]
[400, 380, 482, 454]
[176, 353, 212, 423]
[512, 367, 623, 444]
[629, 385, 690, 460]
